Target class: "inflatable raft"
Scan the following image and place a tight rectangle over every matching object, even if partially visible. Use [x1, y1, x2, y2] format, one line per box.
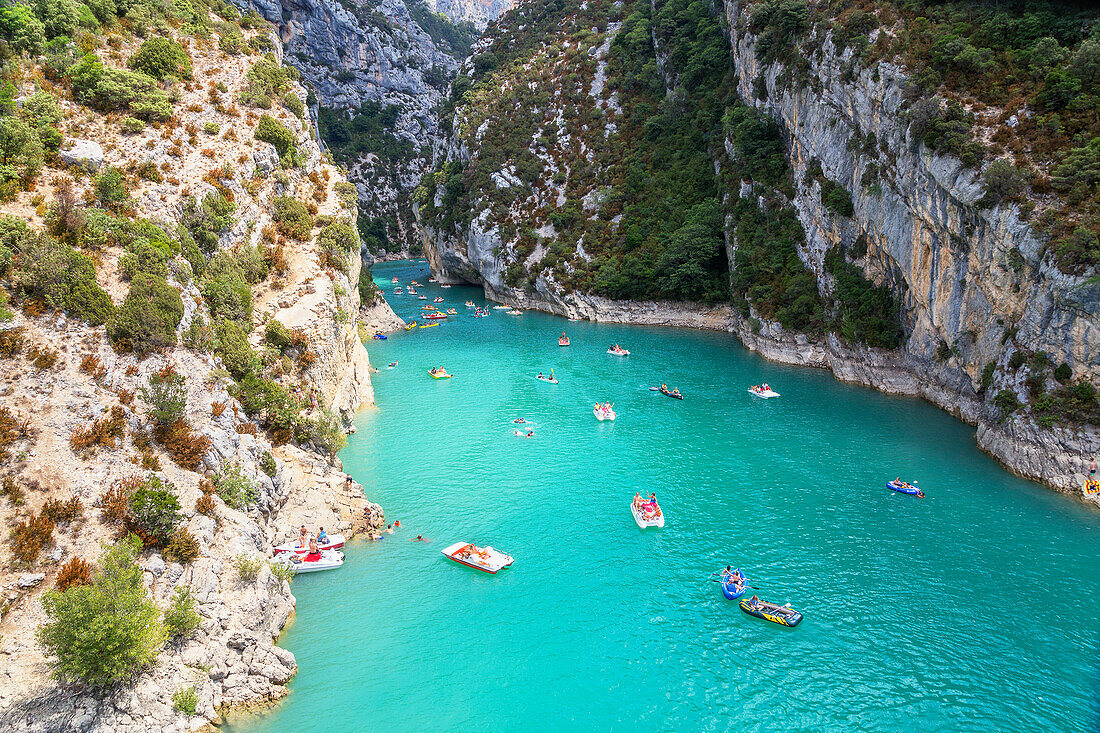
[739, 599, 802, 627]
[886, 480, 924, 497]
[721, 571, 747, 600]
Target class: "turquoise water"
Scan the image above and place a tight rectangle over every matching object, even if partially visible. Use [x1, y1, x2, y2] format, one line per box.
[237, 260, 1100, 732]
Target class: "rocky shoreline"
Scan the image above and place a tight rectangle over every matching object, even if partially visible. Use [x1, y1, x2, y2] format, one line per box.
[463, 279, 1100, 505]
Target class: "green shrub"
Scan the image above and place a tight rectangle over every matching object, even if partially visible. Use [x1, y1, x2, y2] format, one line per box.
[13, 235, 114, 324]
[260, 450, 277, 477]
[127, 477, 181, 546]
[0, 117, 45, 195]
[37, 535, 166, 687]
[255, 114, 298, 166]
[820, 179, 854, 218]
[239, 55, 298, 108]
[93, 166, 129, 209]
[993, 389, 1023, 416]
[121, 116, 146, 133]
[271, 196, 312, 240]
[181, 192, 236, 255]
[269, 556, 295, 582]
[0, 4, 46, 55]
[264, 318, 291, 349]
[235, 552, 263, 581]
[202, 253, 252, 325]
[980, 361, 996, 392]
[128, 37, 192, 81]
[824, 246, 904, 349]
[297, 408, 347, 455]
[214, 461, 258, 510]
[172, 685, 198, 715]
[163, 586, 201, 639]
[317, 220, 358, 272]
[118, 237, 169, 281]
[978, 159, 1028, 208]
[218, 26, 247, 54]
[334, 182, 358, 210]
[110, 274, 183, 355]
[71, 54, 173, 120]
[282, 92, 304, 118]
[204, 121, 220, 135]
[214, 318, 258, 378]
[1008, 351, 1026, 370]
[1054, 362, 1073, 382]
[141, 367, 187, 426]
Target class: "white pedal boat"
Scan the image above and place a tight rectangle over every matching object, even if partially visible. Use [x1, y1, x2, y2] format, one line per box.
[607, 348, 630, 356]
[748, 387, 780, 398]
[594, 407, 616, 421]
[536, 374, 558, 384]
[631, 500, 665, 529]
[274, 549, 344, 574]
[273, 534, 346, 555]
[442, 542, 514, 573]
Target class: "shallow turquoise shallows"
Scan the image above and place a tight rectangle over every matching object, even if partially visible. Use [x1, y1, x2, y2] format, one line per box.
[236, 260, 1100, 733]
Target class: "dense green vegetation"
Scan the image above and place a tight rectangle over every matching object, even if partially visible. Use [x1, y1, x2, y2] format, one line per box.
[318, 103, 416, 165]
[406, 0, 478, 58]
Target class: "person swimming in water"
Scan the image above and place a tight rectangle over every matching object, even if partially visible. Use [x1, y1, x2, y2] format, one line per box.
[410, 535, 428, 542]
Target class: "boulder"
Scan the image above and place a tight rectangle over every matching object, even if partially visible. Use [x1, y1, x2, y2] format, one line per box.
[60, 140, 104, 172]
[18, 573, 45, 588]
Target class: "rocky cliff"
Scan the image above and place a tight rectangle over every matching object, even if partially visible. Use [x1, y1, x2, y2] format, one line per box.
[0, 17, 386, 732]
[417, 0, 1100, 498]
[233, 0, 481, 257]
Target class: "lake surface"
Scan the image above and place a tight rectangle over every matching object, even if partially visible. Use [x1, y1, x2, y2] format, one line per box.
[235, 259, 1100, 732]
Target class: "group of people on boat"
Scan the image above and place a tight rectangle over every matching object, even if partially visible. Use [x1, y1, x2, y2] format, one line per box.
[595, 401, 614, 415]
[296, 525, 330, 554]
[660, 383, 682, 398]
[429, 366, 450, 377]
[608, 344, 627, 354]
[749, 383, 773, 394]
[632, 492, 661, 520]
[721, 565, 746, 592]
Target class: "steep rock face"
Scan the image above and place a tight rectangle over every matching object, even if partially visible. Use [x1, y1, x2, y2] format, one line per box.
[428, 0, 514, 29]
[235, 0, 462, 255]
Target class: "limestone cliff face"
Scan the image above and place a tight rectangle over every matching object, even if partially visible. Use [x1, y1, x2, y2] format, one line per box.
[0, 28, 385, 731]
[234, 0, 465, 255]
[419, 4, 1100, 497]
[427, 0, 514, 30]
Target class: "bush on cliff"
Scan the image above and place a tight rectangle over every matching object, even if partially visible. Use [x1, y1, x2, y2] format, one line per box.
[255, 114, 299, 167]
[71, 53, 173, 120]
[109, 274, 183, 355]
[271, 196, 312, 240]
[127, 475, 181, 546]
[214, 318, 259, 379]
[13, 235, 114, 325]
[214, 461, 258, 510]
[128, 36, 192, 81]
[181, 192, 236, 256]
[824, 246, 904, 349]
[38, 535, 167, 687]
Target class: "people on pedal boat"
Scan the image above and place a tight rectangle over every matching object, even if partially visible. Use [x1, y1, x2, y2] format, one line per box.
[318, 527, 327, 544]
[538, 372, 544, 379]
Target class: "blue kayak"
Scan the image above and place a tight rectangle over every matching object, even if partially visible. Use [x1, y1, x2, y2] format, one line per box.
[373, 334, 387, 340]
[721, 569, 747, 600]
[886, 480, 924, 497]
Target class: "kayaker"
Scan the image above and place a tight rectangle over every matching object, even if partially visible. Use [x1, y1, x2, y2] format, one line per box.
[748, 595, 760, 609]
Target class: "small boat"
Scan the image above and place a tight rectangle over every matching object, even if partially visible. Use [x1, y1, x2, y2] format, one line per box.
[508, 309, 522, 315]
[558, 336, 570, 346]
[407, 287, 417, 294]
[441, 284, 451, 288]
[493, 305, 510, 310]
[886, 479, 924, 497]
[419, 323, 438, 328]
[594, 405, 616, 421]
[441, 542, 514, 573]
[446, 308, 457, 315]
[720, 570, 747, 600]
[473, 311, 488, 318]
[536, 374, 558, 384]
[433, 297, 445, 303]
[422, 305, 437, 310]
[630, 498, 664, 528]
[739, 598, 803, 628]
[659, 387, 683, 400]
[748, 385, 780, 398]
[465, 301, 476, 307]
[418, 295, 428, 300]
[394, 287, 403, 294]
[391, 277, 399, 283]
[387, 361, 398, 369]
[405, 322, 417, 330]
[410, 281, 422, 287]
[424, 312, 447, 320]
[607, 347, 630, 356]
[429, 368, 452, 379]
[372, 334, 387, 340]
[428, 278, 436, 283]
[273, 534, 347, 555]
[273, 549, 344, 574]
